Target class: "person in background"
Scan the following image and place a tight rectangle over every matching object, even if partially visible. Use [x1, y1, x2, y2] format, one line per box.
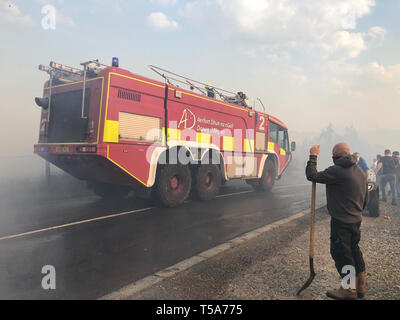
[375, 149, 397, 205]
[373, 155, 381, 171]
[306, 142, 368, 300]
[392, 151, 400, 198]
[205, 84, 215, 98]
[354, 152, 369, 172]
[374, 155, 382, 186]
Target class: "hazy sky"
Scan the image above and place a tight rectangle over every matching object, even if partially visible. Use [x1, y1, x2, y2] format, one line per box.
[0, 0, 399, 157]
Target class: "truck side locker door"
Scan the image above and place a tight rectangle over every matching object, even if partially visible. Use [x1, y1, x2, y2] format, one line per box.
[254, 112, 267, 153]
[251, 112, 267, 177]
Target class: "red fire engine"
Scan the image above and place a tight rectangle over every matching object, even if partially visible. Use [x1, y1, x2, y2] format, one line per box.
[34, 59, 295, 207]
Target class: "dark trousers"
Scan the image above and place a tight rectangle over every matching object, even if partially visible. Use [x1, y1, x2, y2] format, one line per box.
[330, 218, 365, 277]
[380, 174, 397, 202]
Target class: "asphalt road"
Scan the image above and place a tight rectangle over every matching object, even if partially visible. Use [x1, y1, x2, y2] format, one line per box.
[0, 178, 326, 299]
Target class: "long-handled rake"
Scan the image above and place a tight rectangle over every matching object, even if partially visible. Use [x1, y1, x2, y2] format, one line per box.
[297, 181, 316, 296]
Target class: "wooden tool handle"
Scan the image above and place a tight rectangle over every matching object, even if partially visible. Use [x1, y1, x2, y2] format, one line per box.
[309, 182, 316, 259]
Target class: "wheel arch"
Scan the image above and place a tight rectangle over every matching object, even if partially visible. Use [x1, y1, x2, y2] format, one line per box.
[258, 153, 279, 179]
[147, 145, 200, 187]
[200, 148, 227, 181]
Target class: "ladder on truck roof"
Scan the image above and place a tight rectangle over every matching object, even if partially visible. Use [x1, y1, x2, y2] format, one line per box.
[148, 65, 257, 110]
[38, 59, 107, 84]
[38, 59, 108, 120]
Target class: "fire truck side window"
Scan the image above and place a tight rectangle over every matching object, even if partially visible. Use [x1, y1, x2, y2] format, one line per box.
[277, 126, 289, 151]
[269, 122, 278, 143]
[284, 130, 290, 151]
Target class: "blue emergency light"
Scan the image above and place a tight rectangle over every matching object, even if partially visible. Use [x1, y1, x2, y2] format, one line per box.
[112, 57, 119, 67]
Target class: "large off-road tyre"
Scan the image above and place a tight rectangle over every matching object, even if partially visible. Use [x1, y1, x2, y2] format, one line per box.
[368, 187, 380, 217]
[247, 160, 276, 192]
[193, 164, 222, 201]
[155, 164, 192, 207]
[89, 182, 131, 199]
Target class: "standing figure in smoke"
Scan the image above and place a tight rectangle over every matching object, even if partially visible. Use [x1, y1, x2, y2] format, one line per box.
[306, 142, 368, 300]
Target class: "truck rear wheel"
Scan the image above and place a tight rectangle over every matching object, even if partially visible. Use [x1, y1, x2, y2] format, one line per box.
[248, 160, 276, 192]
[194, 164, 222, 201]
[155, 164, 191, 207]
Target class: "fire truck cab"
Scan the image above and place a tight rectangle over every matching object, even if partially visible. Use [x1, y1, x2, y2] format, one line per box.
[34, 59, 295, 207]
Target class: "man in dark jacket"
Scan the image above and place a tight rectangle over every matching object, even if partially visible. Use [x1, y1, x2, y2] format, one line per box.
[306, 142, 368, 300]
[392, 151, 400, 198]
[375, 149, 397, 205]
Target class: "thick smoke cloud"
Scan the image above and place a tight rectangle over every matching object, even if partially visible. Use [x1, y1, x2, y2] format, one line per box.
[288, 123, 384, 177]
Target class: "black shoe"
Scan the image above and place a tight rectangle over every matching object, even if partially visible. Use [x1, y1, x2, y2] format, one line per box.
[392, 201, 398, 206]
[382, 198, 387, 202]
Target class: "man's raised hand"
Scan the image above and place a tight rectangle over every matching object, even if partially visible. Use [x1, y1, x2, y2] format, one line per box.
[310, 145, 320, 156]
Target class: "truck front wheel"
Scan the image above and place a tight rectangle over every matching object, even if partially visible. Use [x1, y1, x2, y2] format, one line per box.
[155, 164, 192, 207]
[194, 164, 222, 201]
[248, 160, 276, 192]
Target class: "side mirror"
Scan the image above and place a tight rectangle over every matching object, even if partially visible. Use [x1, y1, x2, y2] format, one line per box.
[291, 141, 296, 152]
[35, 97, 49, 109]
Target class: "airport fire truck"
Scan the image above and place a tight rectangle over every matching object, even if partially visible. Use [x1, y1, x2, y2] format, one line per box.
[34, 59, 295, 207]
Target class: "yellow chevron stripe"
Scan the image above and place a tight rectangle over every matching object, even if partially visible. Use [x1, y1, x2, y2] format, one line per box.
[223, 136, 234, 151]
[106, 145, 147, 186]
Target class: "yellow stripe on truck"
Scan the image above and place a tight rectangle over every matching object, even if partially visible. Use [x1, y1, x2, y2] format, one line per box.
[268, 142, 275, 152]
[103, 120, 119, 143]
[244, 139, 254, 153]
[222, 136, 234, 151]
[167, 128, 181, 141]
[197, 132, 211, 144]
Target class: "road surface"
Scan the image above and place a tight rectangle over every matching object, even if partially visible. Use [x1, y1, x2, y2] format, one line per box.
[0, 178, 325, 299]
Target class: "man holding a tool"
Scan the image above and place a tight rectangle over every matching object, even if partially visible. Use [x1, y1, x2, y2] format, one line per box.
[306, 142, 369, 300]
